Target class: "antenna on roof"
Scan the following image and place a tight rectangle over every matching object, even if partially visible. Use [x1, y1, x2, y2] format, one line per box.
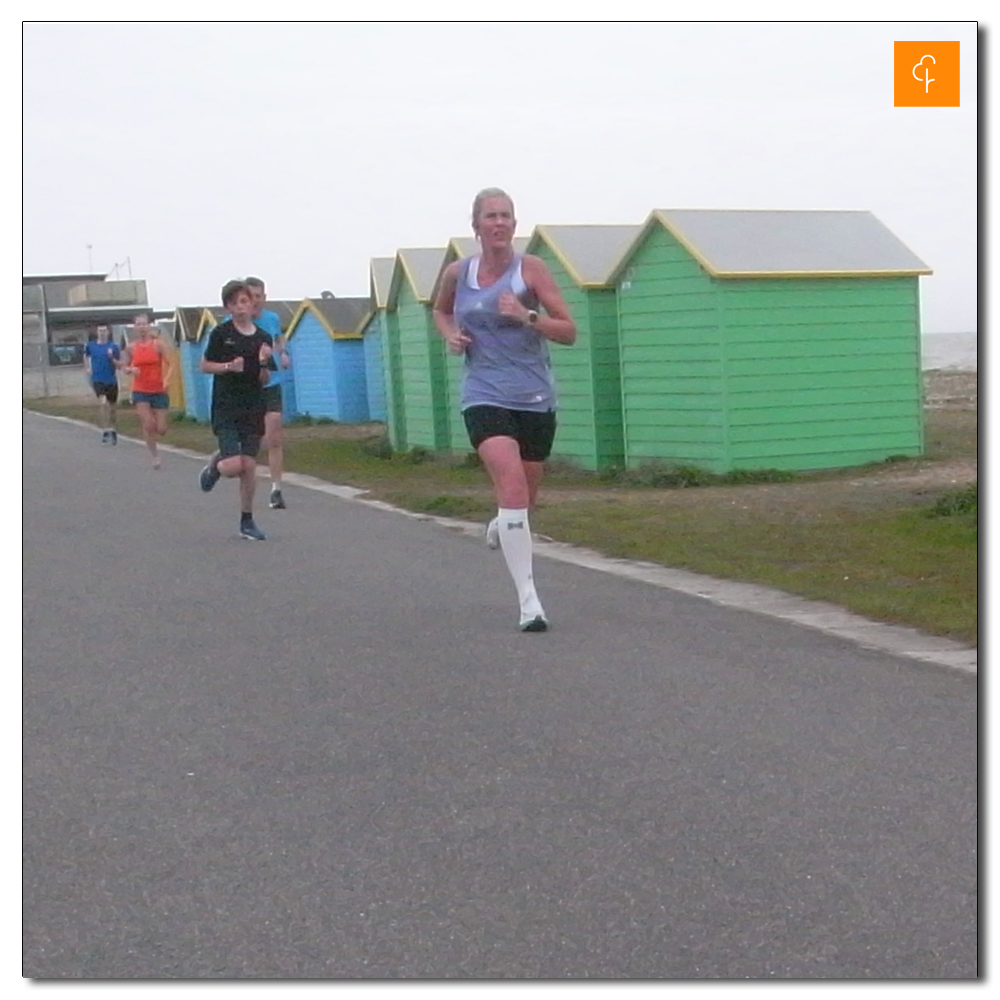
[321, 290, 335, 299]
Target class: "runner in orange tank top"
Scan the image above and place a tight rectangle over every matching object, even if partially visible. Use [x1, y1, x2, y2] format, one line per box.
[122, 313, 172, 468]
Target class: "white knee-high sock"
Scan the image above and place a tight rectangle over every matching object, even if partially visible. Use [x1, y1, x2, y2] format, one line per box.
[496, 507, 545, 622]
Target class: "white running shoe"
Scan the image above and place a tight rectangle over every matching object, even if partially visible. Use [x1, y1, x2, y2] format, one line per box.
[485, 517, 500, 550]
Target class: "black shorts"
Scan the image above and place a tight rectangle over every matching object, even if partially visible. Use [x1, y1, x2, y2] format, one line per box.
[463, 405, 557, 462]
[213, 409, 264, 459]
[263, 385, 283, 414]
[92, 381, 119, 404]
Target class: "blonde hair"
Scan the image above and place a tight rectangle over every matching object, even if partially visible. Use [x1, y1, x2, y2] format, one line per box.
[471, 187, 515, 233]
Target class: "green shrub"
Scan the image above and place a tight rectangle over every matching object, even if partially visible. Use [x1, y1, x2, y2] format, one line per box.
[358, 435, 394, 460]
[405, 446, 432, 464]
[928, 483, 978, 517]
[722, 467, 797, 485]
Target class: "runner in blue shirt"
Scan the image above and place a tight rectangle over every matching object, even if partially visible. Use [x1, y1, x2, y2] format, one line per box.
[246, 277, 290, 510]
[83, 326, 122, 444]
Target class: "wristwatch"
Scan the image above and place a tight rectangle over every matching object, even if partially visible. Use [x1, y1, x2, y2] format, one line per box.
[526, 310, 539, 325]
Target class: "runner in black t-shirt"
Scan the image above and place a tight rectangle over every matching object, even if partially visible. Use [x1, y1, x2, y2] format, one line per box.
[198, 279, 274, 540]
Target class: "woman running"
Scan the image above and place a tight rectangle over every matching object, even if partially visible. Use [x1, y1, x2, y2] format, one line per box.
[433, 187, 576, 631]
[122, 313, 172, 469]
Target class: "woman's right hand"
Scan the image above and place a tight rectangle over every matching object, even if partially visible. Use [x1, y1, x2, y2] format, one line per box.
[444, 329, 472, 355]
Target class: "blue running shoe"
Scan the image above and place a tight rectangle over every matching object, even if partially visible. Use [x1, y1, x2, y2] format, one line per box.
[110, 430, 118, 445]
[239, 519, 266, 541]
[199, 460, 221, 492]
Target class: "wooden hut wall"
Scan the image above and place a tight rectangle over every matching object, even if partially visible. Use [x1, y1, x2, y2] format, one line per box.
[287, 309, 369, 422]
[443, 353, 468, 456]
[179, 310, 221, 421]
[180, 340, 209, 419]
[332, 337, 370, 423]
[361, 310, 388, 423]
[395, 277, 450, 451]
[530, 241, 625, 472]
[158, 330, 185, 411]
[617, 224, 727, 470]
[716, 275, 923, 469]
[616, 219, 926, 473]
[382, 309, 407, 449]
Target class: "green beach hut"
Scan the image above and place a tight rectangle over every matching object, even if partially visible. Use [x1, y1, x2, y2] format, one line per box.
[525, 224, 641, 471]
[384, 247, 450, 451]
[361, 257, 395, 425]
[607, 209, 933, 473]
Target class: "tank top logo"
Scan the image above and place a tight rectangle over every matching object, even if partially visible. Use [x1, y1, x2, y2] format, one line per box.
[454, 254, 555, 413]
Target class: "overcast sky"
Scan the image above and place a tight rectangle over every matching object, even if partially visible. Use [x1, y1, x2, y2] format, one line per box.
[22, 20, 978, 333]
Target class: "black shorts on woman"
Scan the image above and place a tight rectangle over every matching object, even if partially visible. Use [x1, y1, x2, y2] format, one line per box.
[463, 405, 556, 462]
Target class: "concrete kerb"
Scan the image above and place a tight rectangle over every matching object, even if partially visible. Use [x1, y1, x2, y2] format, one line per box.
[37, 413, 978, 675]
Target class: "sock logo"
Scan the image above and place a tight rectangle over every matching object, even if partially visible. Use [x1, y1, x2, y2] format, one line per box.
[506, 520, 524, 530]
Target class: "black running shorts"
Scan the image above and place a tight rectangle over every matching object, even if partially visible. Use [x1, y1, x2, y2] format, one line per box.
[263, 385, 283, 414]
[213, 409, 264, 459]
[92, 381, 119, 404]
[463, 405, 557, 462]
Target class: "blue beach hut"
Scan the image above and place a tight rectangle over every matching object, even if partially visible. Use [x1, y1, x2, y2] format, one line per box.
[177, 307, 223, 421]
[254, 300, 299, 420]
[285, 297, 371, 422]
[175, 306, 207, 418]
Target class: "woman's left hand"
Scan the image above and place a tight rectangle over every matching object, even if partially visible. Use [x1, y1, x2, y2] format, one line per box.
[497, 291, 531, 324]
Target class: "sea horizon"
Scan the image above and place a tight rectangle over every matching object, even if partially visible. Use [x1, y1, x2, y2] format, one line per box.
[921, 331, 977, 372]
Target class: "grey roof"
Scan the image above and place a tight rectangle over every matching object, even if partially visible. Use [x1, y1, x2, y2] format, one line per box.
[395, 247, 448, 302]
[449, 236, 530, 258]
[531, 225, 642, 285]
[180, 300, 299, 341]
[370, 258, 395, 308]
[298, 296, 370, 335]
[653, 209, 932, 276]
[175, 306, 208, 342]
[263, 300, 299, 331]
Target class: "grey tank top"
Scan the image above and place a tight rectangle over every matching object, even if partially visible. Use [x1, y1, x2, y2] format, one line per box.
[453, 254, 556, 412]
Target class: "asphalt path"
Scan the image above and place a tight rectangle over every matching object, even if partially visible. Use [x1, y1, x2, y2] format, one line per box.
[22, 412, 977, 979]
